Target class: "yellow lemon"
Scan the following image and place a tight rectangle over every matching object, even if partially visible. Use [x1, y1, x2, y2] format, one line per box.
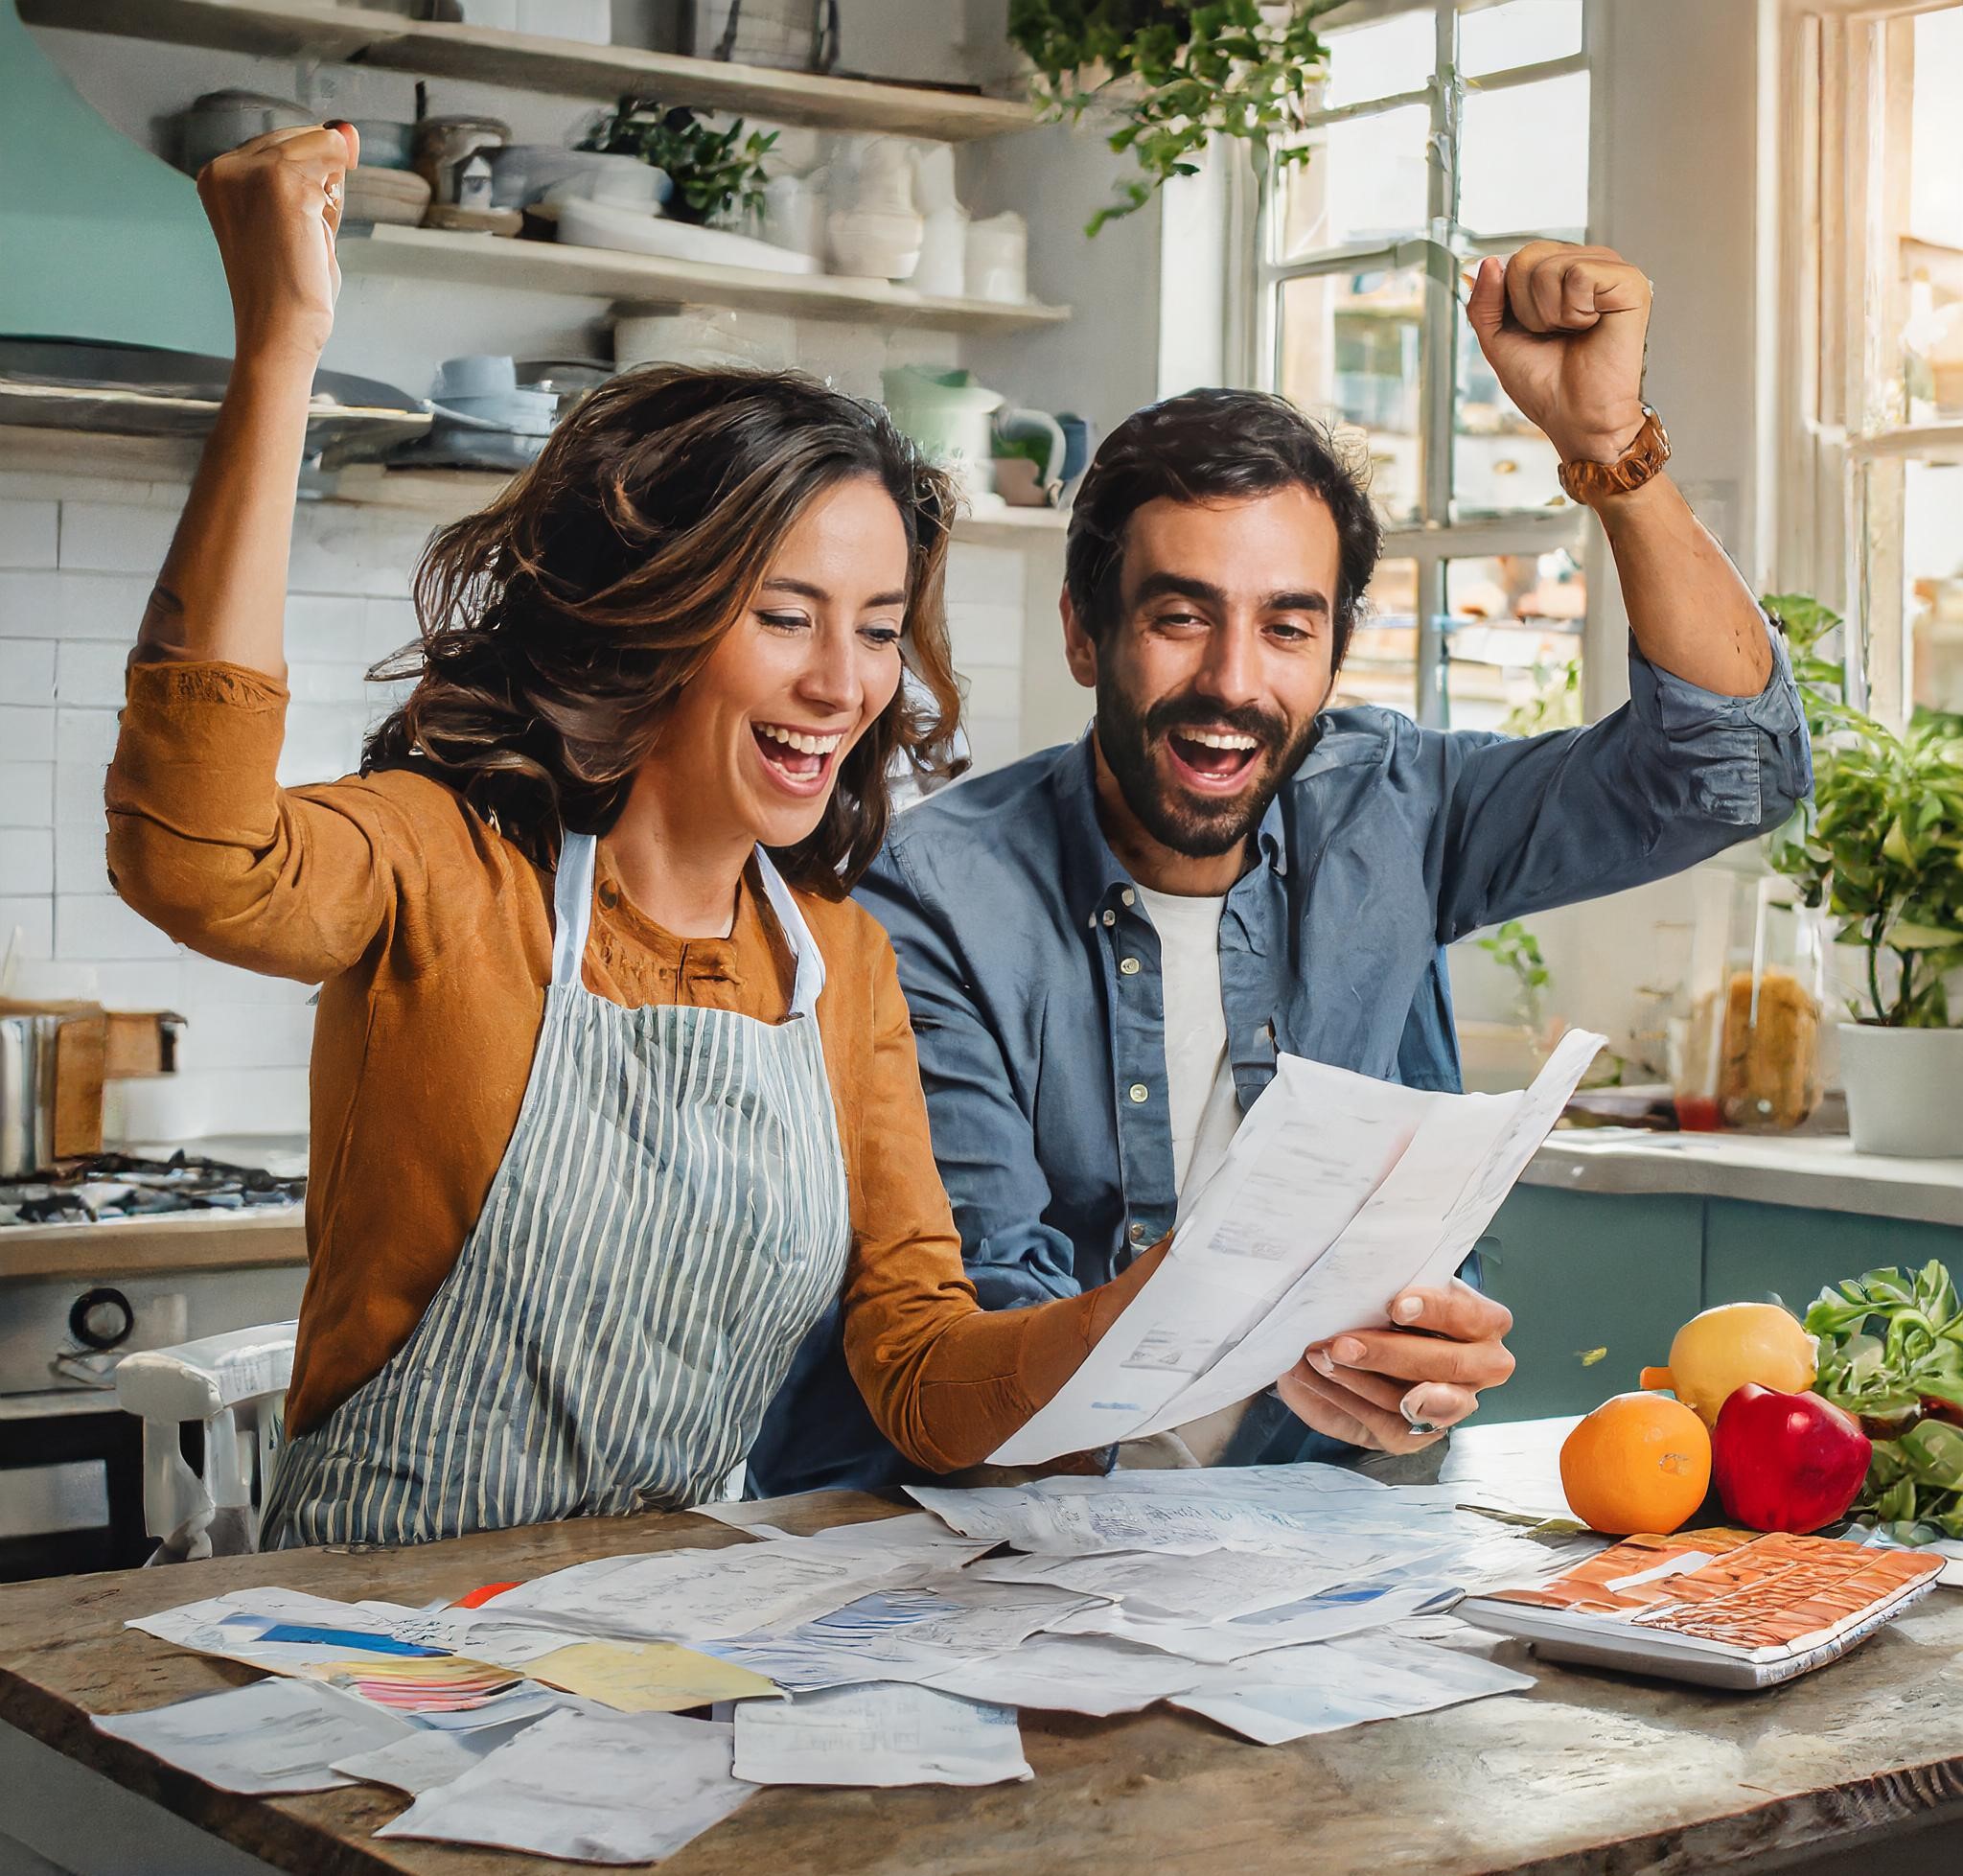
[1638, 1302, 1815, 1428]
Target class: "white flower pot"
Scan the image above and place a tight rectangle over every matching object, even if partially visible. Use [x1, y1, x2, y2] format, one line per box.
[1836, 1021, 1963, 1158]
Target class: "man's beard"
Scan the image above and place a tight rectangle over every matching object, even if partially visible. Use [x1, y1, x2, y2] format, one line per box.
[1095, 683, 1319, 859]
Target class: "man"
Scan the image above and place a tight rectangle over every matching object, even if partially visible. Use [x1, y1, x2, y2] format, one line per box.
[748, 242, 1810, 1493]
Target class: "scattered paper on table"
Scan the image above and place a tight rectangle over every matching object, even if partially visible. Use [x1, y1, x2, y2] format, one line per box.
[93, 1676, 412, 1794]
[378, 1708, 753, 1864]
[921, 1631, 1205, 1716]
[992, 1032, 1603, 1465]
[733, 1682, 1032, 1788]
[525, 1638, 778, 1711]
[481, 1540, 907, 1643]
[1173, 1631, 1535, 1745]
[330, 1725, 503, 1795]
[292, 1654, 523, 1713]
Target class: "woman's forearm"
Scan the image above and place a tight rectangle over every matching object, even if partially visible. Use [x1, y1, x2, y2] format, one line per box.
[137, 352, 315, 677]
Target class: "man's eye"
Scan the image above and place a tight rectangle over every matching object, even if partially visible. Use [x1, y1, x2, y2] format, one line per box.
[759, 612, 809, 633]
[1268, 623, 1310, 643]
[1156, 612, 1206, 628]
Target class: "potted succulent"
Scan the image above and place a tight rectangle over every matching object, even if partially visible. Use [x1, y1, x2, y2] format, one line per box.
[1007, 2, 1333, 234]
[1764, 594, 1963, 1156]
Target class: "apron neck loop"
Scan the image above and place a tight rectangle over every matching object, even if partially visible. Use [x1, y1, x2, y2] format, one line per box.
[551, 830, 599, 986]
[553, 833, 825, 1022]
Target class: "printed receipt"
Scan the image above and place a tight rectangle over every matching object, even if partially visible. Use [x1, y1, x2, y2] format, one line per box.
[991, 1031, 1605, 1466]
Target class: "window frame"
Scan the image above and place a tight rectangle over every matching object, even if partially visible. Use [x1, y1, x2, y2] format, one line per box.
[1236, 0, 1598, 729]
[1775, 0, 1963, 724]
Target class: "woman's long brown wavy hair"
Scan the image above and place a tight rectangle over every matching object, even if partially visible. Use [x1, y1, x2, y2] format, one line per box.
[361, 364, 966, 893]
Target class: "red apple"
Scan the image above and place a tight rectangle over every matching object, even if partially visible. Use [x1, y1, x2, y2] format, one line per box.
[1711, 1383, 1873, 1533]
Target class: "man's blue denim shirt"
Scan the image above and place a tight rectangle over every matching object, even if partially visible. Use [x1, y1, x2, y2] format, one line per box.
[747, 629, 1813, 1494]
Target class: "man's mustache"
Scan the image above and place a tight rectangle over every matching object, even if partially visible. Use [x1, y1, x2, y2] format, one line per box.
[1143, 697, 1289, 752]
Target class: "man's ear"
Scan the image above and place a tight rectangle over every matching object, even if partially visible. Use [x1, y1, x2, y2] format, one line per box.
[1060, 589, 1098, 689]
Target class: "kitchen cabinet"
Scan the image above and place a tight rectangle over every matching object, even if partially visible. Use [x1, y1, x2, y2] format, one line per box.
[1479, 1183, 1963, 1423]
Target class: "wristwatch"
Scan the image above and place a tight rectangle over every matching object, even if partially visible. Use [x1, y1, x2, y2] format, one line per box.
[1557, 405, 1671, 506]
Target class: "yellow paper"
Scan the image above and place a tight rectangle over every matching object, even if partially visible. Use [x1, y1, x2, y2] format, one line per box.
[525, 1640, 779, 1713]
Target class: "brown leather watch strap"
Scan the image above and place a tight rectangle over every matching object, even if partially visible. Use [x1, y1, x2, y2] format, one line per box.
[1557, 406, 1671, 506]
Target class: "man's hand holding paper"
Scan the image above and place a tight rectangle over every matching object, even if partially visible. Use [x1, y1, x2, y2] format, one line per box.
[1284, 1279, 1517, 1455]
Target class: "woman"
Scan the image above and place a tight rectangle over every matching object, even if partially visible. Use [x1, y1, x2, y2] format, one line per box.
[108, 124, 1162, 1549]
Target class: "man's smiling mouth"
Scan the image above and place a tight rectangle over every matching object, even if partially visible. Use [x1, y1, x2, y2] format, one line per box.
[1165, 728, 1261, 790]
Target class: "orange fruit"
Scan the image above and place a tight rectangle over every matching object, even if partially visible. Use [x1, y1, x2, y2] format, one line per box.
[1638, 1302, 1815, 1428]
[1559, 1392, 1713, 1535]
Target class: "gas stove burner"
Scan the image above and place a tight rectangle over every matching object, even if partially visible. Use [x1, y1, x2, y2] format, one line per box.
[0, 1151, 308, 1227]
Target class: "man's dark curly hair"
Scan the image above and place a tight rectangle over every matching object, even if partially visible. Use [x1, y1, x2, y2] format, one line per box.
[1064, 388, 1383, 671]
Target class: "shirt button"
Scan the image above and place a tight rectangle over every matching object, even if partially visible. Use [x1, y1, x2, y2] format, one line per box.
[1120, 888, 1136, 907]
[1119, 957, 1141, 976]
[1127, 1082, 1148, 1103]
[1101, 910, 1116, 927]
[1128, 1221, 1147, 1243]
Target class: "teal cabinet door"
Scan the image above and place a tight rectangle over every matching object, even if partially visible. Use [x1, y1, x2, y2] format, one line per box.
[1702, 1200, 1963, 1313]
[1478, 1187, 1705, 1423]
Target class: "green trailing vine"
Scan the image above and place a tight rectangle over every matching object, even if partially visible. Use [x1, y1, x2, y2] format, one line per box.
[1007, 2, 1337, 235]
[578, 100, 776, 227]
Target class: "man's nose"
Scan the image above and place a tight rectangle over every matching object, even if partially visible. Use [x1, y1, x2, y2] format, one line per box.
[1192, 619, 1261, 710]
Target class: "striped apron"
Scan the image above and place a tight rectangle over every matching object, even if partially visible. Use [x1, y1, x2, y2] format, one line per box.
[260, 831, 851, 1549]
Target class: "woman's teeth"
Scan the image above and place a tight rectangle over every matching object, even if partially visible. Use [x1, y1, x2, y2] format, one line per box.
[755, 724, 843, 756]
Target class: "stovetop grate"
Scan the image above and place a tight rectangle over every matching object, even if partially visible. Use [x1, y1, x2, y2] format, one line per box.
[0, 1151, 308, 1227]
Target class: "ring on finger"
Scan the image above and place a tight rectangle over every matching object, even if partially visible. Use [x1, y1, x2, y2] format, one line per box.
[323, 176, 343, 213]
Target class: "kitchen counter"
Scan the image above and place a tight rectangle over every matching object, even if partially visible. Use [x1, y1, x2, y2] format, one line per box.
[2, 1418, 1958, 1876]
[1521, 1128, 1963, 1228]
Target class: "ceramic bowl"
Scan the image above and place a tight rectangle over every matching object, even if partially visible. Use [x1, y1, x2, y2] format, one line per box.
[348, 119, 415, 171]
[435, 388, 560, 436]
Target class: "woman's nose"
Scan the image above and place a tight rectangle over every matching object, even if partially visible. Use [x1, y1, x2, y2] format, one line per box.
[797, 620, 862, 713]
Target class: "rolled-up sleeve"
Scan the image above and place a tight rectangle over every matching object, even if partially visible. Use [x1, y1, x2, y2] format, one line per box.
[1435, 615, 1813, 941]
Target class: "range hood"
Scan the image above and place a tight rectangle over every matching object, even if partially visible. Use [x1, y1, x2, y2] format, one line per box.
[0, 3, 426, 456]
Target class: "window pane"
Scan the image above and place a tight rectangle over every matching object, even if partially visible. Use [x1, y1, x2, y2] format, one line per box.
[1443, 550, 1586, 731]
[1459, 0, 1583, 78]
[1336, 558, 1420, 717]
[1905, 460, 1963, 714]
[1458, 71, 1590, 238]
[1323, 10, 1436, 110]
[1279, 266, 1426, 523]
[1911, 9, 1963, 249]
[1280, 105, 1431, 257]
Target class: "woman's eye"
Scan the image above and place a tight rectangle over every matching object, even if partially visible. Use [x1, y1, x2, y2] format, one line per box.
[861, 623, 902, 647]
[758, 611, 810, 634]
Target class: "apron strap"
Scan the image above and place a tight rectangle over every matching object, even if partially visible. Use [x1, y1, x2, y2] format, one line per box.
[551, 831, 599, 988]
[753, 847, 826, 1021]
[554, 832, 824, 1021]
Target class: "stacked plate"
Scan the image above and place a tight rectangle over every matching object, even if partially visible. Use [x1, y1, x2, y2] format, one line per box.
[343, 167, 431, 227]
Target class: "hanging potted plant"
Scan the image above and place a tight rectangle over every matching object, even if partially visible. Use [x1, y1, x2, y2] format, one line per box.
[1007, 2, 1335, 234]
[1765, 594, 1963, 1157]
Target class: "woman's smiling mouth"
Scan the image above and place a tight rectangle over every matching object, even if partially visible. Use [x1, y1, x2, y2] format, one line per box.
[752, 720, 844, 797]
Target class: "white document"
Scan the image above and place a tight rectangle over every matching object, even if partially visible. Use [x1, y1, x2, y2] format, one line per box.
[1172, 1631, 1535, 1745]
[479, 1540, 906, 1644]
[991, 1031, 1605, 1465]
[93, 1677, 412, 1795]
[911, 1462, 1500, 1560]
[920, 1632, 1205, 1716]
[965, 1546, 1384, 1623]
[330, 1726, 503, 1795]
[732, 1683, 1032, 1788]
[128, 1587, 422, 1671]
[378, 1709, 753, 1864]
[706, 1576, 1100, 1692]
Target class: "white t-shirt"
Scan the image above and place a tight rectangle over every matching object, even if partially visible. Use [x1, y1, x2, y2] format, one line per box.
[1128, 887, 1252, 1470]
[1135, 886, 1243, 1215]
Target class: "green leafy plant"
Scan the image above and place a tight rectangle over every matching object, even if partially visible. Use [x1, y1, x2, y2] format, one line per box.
[1476, 919, 1551, 1031]
[1807, 1262, 1963, 1540]
[578, 100, 776, 227]
[1497, 654, 1582, 739]
[1762, 592, 1963, 1028]
[1007, 1, 1336, 234]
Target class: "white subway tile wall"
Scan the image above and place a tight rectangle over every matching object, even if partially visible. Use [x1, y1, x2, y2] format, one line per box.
[0, 479, 1036, 1142]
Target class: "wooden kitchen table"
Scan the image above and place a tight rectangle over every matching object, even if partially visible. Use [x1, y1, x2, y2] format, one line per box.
[2, 1420, 1961, 1876]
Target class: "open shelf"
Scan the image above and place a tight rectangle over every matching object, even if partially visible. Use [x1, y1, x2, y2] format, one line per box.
[23, 0, 1037, 141]
[338, 223, 1071, 332]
